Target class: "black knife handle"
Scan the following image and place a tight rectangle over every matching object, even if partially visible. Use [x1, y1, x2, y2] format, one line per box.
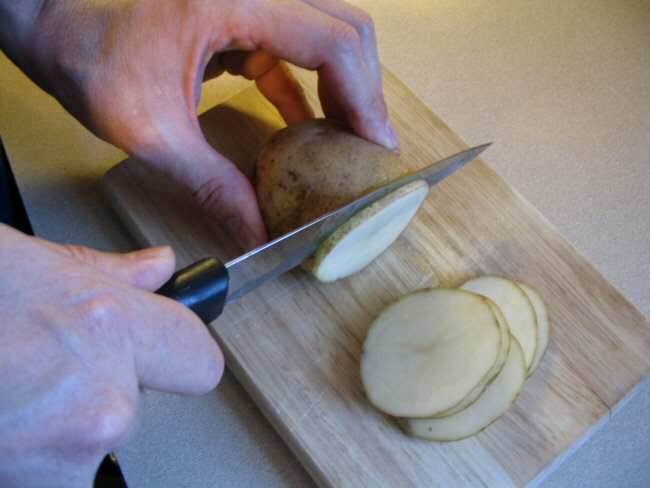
[156, 257, 229, 324]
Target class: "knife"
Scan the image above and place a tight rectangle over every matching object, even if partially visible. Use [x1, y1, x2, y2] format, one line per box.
[156, 143, 491, 323]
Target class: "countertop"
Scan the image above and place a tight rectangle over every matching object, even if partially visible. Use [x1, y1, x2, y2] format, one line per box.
[1, 1, 649, 486]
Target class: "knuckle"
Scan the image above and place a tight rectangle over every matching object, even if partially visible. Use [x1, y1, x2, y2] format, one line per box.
[80, 292, 124, 327]
[75, 387, 137, 450]
[328, 20, 362, 55]
[84, 86, 164, 159]
[67, 290, 129, 341]
[119, 124, 163, 159]
[100, 109, 163, 159]
[191, 174, 244, 233]
[63, 244, 98, 267]
[192, 176, 228, 211]
[350, 9, 376, 41]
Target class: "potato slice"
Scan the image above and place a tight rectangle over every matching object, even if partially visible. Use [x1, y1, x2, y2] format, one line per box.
[401, 337, 526, 441]
[461, 277, 537, 370]
[304, 180, 429, 282]
[433, 299, 511, 417]
[361, 288, 502, 418]
[518, 283, 550, 374]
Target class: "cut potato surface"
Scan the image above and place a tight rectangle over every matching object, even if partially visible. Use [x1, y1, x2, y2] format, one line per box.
[256, 119, 424, 282]
[401, 337, 526, 441]
[518, 283, 550, 374]
[461, 277, 538, 370]
[361, 289, 501, 418]
[304, 180, 429, 282]
[434, 299, 511, 418]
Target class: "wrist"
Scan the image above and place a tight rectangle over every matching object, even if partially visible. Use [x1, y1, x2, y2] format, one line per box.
[0, 0, 100, 102]
[0, 0, 46, 55]
[0, 0, 51, 94]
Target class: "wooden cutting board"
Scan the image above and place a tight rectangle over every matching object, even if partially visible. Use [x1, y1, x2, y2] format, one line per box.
[103, 68, 650, 487]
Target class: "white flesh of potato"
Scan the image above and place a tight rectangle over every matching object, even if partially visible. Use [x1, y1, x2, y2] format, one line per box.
[361, 288, 501, 418]
[518, 283, 550, 374]
[461, 277, 538, 370]
[307, 180, 429, 282]
[401, 337, 526, 441]
[434, 299, 511, 418]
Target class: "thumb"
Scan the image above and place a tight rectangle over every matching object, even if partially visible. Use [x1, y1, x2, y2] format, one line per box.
[190, 153, 269, 251]
[137, 110, 268, 252]
[52, 243, 176, 291]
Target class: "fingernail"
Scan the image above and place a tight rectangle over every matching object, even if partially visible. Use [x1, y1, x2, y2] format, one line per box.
[123, 247, 176, 290]
[382, 122, 400, 151]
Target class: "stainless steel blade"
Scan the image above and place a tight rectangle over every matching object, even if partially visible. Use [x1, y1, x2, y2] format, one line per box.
[224, 143, 491, 303]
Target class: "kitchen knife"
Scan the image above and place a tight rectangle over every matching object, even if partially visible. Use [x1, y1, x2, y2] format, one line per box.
[156, 143, 491, 323]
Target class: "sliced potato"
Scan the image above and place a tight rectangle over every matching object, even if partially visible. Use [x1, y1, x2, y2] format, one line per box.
[401, 337, 526, 441]
[361, 288, 502, 418]
[433, 299, 511, 417]
[303, 180, 429, 282]
[518, 283, 550, 374]
[461, 276, 537, 370]
[256, 119, 424, 282]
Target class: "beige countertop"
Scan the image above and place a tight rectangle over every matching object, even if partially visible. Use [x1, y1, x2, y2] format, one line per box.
[1, 0, 648, 486]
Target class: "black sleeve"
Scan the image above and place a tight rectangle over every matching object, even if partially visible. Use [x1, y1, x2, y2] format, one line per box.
[0, 136, 34, 235]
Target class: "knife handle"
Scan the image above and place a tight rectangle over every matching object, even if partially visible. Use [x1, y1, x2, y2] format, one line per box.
[156, 257, 229, 324]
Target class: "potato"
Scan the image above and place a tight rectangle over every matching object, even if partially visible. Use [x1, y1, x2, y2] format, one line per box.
[401, 337, 526, 441]
[518, 283, 550, 374]
[303, 180, 429, 282]
[432, 299, 511, 418]
[461, 276, 538, 371]
[256, 119, 407, 238]
[361, 288, 503, 418]
[358, 274, 548, 440]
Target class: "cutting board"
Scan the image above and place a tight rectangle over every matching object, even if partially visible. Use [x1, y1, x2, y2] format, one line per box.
[103, 68, 650, 487]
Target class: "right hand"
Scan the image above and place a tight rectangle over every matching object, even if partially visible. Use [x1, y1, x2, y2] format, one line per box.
[0, 224, 224, 488]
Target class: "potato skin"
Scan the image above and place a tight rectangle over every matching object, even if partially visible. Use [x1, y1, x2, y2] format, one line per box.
[256, 119, 406, 238]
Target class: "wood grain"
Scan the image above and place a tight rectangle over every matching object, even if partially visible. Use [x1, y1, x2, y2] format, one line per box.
[102, 67, 650, 487]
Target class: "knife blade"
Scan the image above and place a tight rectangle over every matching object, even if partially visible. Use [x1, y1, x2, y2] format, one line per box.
[156, 143, 490, 323]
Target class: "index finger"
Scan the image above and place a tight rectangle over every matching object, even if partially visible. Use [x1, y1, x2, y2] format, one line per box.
[121, 287, 224, 395]
[238, 0, 398, 149]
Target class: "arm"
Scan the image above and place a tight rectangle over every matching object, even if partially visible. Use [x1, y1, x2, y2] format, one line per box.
[0, 2, 397, 486]
[0, 0, 45, 84]
[0, 0, 43, 46]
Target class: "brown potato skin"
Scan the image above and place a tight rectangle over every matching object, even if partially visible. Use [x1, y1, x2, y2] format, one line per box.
[256, 119, 406, 238]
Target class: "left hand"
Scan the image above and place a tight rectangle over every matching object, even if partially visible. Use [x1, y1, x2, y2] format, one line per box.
[3, 0, 398, 250]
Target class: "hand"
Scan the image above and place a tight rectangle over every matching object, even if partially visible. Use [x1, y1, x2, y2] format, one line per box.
[3, 0, 398, 250]
[0, 225, 223, 487]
